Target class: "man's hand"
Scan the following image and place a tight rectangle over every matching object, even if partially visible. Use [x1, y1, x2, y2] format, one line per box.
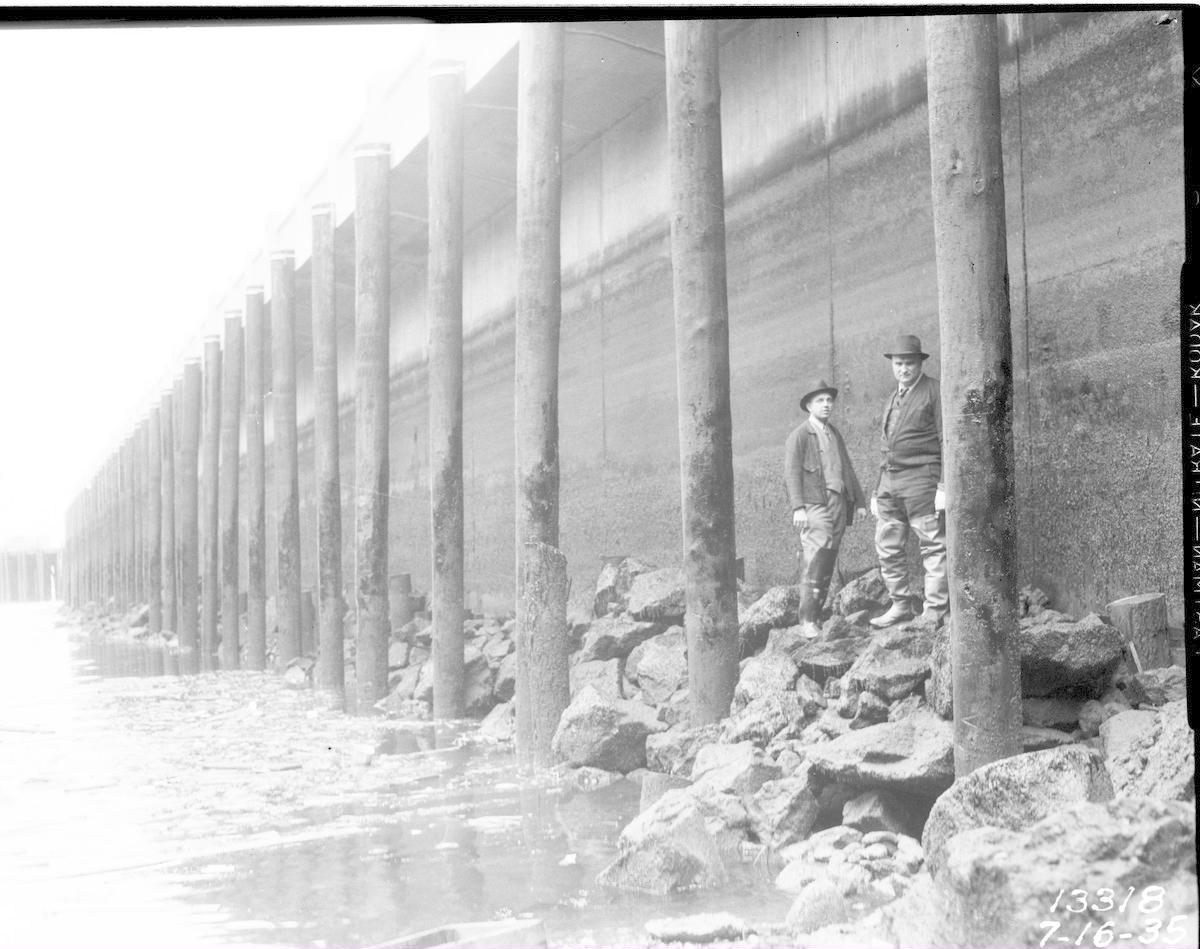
[869, 496, 879, 519]
[855, 507, 868, 521]
[934, 486, 946, 513]
[792, 508, 808, 529]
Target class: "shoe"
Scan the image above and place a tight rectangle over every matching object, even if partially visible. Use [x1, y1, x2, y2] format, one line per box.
[918, 607, 948, 628]
[869, 602, 913, 628]
[798, 620, 821, 640]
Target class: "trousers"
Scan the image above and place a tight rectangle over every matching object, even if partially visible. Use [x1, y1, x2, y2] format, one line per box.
[874, 466, 948, 611]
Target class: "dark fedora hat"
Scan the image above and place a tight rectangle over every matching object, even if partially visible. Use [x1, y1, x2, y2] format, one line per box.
[801, 378, 838, 410]
[883, 334, 929, 359]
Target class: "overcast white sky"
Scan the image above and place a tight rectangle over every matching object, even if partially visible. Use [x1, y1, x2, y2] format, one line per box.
[0, 19, 511, 551]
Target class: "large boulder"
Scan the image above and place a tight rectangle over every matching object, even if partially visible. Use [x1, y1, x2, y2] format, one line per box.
[551, 686, 666, 773]
[463, 645, 497, 717]
[691, 742, 782, 797]
[626, 626, 687, 705]
[570, 657, 624, 702]
[724, 692, 806, 747]
[1125, 665, 1188, 708]
[645, 722, 723, 777]
[732, 652, 799, 712]
[478, 700, 515, 743]
[626, 567, 687, 623]
[791, 636, 872, 684]
[786, 878, 851, 936]
[844, 625, 934, 702]
[1020, 613, 1125, 698]
[913, 797, 1198, 949]
[738, 585, 801, 657]
[749, 767, 821, 849]
[579, 615, 665, 662]
[922, 744, 1114, 880]
[804, 707, 954, 796]
[594, 556, 655, 617]
[596, 783, 752, 893]
[831, 568, 890, 616]
[1100, 700, 1194, 801]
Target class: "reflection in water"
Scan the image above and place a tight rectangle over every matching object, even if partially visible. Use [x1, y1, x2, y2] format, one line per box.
[64, 630, 792, 948]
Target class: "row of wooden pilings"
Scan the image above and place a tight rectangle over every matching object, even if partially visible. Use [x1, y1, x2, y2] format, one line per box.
[60, 17, 1022, 775]
[0, 550, 60, 602]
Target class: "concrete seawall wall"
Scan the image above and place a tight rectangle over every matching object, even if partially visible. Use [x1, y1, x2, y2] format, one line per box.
[250, 12, 1182, 626]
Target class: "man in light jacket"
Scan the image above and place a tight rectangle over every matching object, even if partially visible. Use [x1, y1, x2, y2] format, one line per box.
[783, 379, 867, 638]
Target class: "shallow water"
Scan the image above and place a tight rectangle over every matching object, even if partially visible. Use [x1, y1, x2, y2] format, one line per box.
[2, 603, 791, 949]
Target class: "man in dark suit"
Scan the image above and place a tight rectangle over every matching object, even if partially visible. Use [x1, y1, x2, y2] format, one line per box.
[869, 334, 948, 628]
[783, 380, 867, 638]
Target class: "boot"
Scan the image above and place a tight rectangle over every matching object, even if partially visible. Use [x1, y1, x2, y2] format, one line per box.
[811, 548, 837, 623]
[797, 583, 821, 639]
[869, 599, 914, 629]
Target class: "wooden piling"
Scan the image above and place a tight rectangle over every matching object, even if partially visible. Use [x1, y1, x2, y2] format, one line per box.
[312, 203, 344, 701]
[926, 13, 1021, 776]
[244, 286, 268, 670]
[148, 406, 162, 634]
[272, 253, 303, 668]
[219, 313, 244, 670]
[178, 359, 202, 674]
[353, 143, 392, 713]
[201, 336, 222, 672]
[429, 60, 467, 719]
[1107, 594, 1170, 670]
[664, 19, 740, 725]
[132, 422, 144, 607]
[161, 389, 177, 633]
[122, 436, 135, 611]
[513, 24, 570, 764]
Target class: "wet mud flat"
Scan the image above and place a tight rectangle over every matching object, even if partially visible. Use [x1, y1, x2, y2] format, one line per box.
[1, 604, 790, 949]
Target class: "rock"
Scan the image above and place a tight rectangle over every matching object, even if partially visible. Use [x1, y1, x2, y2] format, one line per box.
[832, 568, 890, 616]
[820, 615, 854, 642]
[923, 797, 1197, 949]
[1100, 700, 1194, 801]
[1126, 665, 1187, 707]
[845, 626, 933, 702]
[567, 766, 624, 791]
[787, 878, 851, 935]
[570, 658, 625, 702]
[1022, 696, 1083, 729]
[1021, 726, 1077, 751]
[627, 567, 687, 623]
[628, 627, 687, 705]
[795, 674, 826, 716]
[792, 636, 871, 683]
[1018, 585, 1050, 618]
[749, 769, 821, 849]
[732, 652, 799, 711]
[551, 686, 666, 773]
[842, 789, 912, 835]
[463, 645, 496, 717]
[645, 722, 723, 777]
[479, 630, 513, 668]
[851, 692, 889, 729]
[478, 700, 515, 743]
[800, 707, 853, 744]
[283, 664, 310, 689]
[387, 640, 409, 669]
[738, 585, 801, 656]
[1076, 699, 1105, 738]
[724, 692, 805, 747]
[384, 697, 430, 720]
[644, 913, 748, 944]
[926, 622, 952, 719]
[130, 604, 150, 628]
[597, 783, 751, 893]
[805, 707, 954, 795]
[579, 615, 666, 662]
[844, 609, 870, 628]
[655, 688, 690, 728]
[413, 660, 434, 705]
[493, 651, 517, 703]
[1020, 613, 1125, 698]
[922, 744, 1114, 880]
[639, 771, 691, 812]
[692, 742, 782, 797]
[595, 556, 655, 617]
[888, 694, 924, 722]
[775, 826, 868, 896]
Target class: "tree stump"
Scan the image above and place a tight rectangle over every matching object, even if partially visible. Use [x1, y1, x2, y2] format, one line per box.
[1106, 593, 1169, 671]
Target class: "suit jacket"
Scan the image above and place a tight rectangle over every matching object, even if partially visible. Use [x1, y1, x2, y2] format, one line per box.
[877, 372, 943, 485]
[783, 418, 866, 524]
